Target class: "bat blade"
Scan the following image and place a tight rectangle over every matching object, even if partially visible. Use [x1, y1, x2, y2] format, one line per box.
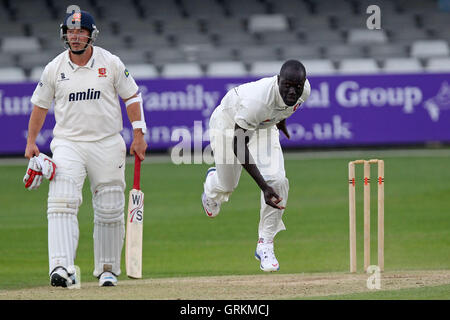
[126, 188, 144, 278]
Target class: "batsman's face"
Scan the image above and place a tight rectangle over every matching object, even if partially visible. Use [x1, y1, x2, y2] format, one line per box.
[67, 28, 90, 50]
[278, 71, 306, 106]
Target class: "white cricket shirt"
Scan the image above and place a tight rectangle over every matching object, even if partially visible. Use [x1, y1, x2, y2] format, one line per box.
[217, 76, 310, 130]
[31, 46, 139, 141]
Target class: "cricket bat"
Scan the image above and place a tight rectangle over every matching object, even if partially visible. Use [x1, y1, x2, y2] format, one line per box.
[125, 154, 144, 278]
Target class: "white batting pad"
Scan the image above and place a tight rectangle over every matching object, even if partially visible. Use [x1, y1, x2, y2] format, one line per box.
[92, 185, 125, 277]
[47, 175, 81, 274]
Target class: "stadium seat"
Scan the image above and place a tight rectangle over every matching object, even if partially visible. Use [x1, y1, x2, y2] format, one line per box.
[313, 0, 354, 15]
[95, 0, 140, 21]
[189, 46, 236, 63]
[224, 0, 267, 18]
[114, 19, 154, 35]
[303, 29, 344, 44]
[248, 14, 289, 33]
[126, 64, 159, 79]
[259, 31, 301, 46]
[381, 13, 419, 30]
[238, 45, 279, 63]
[212, 32, 260, 47]
[334, 15, 368, 31]
[265, 0, 310, 17]
[249, 61, 283, 77]
[136, 0, 184, 18]
[398, 0, 440, 15]
[411, 40, 450, 58]
[161, 62, 203, 78]
[206, 61, 247, 77]
[173, 33, 212, 47]
[347, 29, 388, 44]
[367, 44, 409, 59]
[326, 44, 366, 60]
[0, 67, 27, 83]
[201, 16, 246, 35]
[95, 34, 129, 51]
[388, 28, 430, 44]
[160, 18, 202, 35]
[281, 44, 322, 60]
[127, 34, 172, 49]
[10, 0, 54, 22]
[29, 66, 45, 82]
[110, 48, 148, 65]
[0, 22, 26, 37]
[53, 0, 96, 14]
[354, 0, 397, 15]
[1, 37, 41, 53]
[425, 57, 450, 73]
[17, 51, 59, 70]
[302, 59, 336, 75]
[291, 15, 331, 31]
[0, 53, 16, 68]
[180, 0, 225, 19]
[338, 58, 380, 74]
[28, 20, 62, 38]
[151, 48, 187, 65]
[382, 58, 424, 73]
[0, 0, 448, 84]
[419, 11, 450, 30]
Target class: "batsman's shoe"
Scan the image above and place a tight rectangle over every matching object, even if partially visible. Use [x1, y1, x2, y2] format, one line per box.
[50, 267, 76, 288]
[99, 271, 118, 287]
[255, 243, 280, 272]
[202, 167, 221, 218]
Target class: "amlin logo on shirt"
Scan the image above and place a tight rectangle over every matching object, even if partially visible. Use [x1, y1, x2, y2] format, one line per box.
[68, 88, 101, 101]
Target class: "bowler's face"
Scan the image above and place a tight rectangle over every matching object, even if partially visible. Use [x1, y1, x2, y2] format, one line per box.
[278, 71, 306, 106]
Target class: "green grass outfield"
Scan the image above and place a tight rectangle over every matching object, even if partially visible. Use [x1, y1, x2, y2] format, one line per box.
[0, 148, 449, 299]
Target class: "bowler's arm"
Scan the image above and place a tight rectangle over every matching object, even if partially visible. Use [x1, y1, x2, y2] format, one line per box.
[233, 124, 284, 210]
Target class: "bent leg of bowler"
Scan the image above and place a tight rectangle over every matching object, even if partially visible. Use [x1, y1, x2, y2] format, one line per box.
[203, 124, 242, 216]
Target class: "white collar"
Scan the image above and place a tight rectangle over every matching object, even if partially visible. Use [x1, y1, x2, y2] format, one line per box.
[65, 46, 96, 71]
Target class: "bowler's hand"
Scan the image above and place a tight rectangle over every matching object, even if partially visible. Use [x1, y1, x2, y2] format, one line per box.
[276, 119, 290, 139]
[263, 186, 285, 210]
[130, 130, 148, 161]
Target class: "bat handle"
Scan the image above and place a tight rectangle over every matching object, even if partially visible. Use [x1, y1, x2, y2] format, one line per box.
[133, 154, 141, 190]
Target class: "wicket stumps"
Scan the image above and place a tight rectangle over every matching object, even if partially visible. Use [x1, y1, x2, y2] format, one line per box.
[348, 159, 384, 273]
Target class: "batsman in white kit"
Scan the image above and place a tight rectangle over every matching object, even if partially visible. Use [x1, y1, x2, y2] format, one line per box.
[202, 60, 310, 272]
[23, 9, 147, 287]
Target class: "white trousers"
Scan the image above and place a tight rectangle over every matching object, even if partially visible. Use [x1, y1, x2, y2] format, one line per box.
[204, 108, 289, 241]
[47, 133, 126, 277]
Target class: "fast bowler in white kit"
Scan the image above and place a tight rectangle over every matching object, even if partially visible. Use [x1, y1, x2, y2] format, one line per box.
[202, 60, 310, 272]
[23, 8, 147, 287]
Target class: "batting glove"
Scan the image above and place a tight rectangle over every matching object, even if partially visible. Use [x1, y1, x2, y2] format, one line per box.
[35, 153, 56, 181]
[23, 157, 43, 190]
